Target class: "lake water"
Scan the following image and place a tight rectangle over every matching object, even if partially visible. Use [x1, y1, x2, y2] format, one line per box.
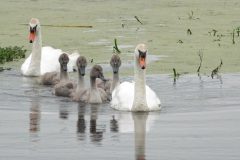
[0, 70, 239, 160]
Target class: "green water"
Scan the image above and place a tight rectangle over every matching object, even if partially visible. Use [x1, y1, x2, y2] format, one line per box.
[0, 0, 240, 74]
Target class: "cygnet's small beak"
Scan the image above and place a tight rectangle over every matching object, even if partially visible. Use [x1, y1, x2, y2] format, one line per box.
[62, 65, 68, 72]
[99, 73, 107, 81]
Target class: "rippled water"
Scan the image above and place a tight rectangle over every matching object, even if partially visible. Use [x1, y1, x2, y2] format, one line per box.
[1, 0, 240, 73]
[0, 70, 240, 159]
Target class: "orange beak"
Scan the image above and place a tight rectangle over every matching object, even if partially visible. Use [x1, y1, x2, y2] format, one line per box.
[139, 57, 146, 69]
[29, 32, 35, 43]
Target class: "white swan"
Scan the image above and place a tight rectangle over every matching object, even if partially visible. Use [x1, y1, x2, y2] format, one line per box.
[21, 18, 79, 76]
[111, 44, 161, 111]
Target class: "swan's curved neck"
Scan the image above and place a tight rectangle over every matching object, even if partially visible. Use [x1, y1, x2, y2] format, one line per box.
[90, 77, 97, 90]
[89, 77, 102, 103]
[77, 74, 85, 92]
[110, 73, 119, 93]
[28, 28, 42, 76]
[60, 68, 69, 81]
[132, 56, 148, 111]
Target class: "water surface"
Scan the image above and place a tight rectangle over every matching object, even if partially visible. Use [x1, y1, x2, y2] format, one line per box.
[1, 0, 240, 73]
[0, 70, 239, 159]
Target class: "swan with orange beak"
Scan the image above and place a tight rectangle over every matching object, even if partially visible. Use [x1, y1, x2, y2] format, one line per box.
[21, 18, 79, 76]
[111, 44, 161, 111]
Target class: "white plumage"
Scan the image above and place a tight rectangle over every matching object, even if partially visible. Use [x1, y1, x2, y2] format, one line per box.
[111, 44, 161, 111]
[111, 82, 161, 111]
[21, 18, 79, 76]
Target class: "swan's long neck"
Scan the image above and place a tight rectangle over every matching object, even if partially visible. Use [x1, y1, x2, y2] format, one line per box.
[90, 77, 97, 90]
[110, 73, 119, 93]
[60, 68, 69, 81]
[77, 74, 85, 92]
[132, 56, 148, 111]
[89, 77, 102, 103]
[28, 28, 42, 76]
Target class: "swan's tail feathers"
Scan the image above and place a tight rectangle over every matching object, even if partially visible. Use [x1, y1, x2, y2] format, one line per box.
[68, 51, 80, 72]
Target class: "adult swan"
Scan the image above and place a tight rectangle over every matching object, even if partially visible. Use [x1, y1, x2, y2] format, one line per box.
[21, 18, 79, 76]
[111, 44, 161, 111]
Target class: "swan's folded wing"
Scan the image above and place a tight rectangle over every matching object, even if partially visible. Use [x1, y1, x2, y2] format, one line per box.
[21, 54, 32, 75]
[111, 81, 134, 111]
[41, 46, 62, 74]
[146, 85, 161, 111]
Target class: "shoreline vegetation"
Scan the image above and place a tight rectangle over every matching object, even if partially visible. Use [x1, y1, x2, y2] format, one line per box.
[0, 46, 26, 71]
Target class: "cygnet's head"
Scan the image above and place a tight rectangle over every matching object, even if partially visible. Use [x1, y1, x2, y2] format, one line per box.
[134, 43, 147, 70]
[90, 65, 105, 81]
[110, 54, 121, 74]
[76, 56, 87, 76]
[59, 53, 69, 72]
[29, 18, 40, 43]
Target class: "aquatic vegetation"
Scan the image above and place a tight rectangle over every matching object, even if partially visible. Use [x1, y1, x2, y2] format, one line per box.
[232, 29, 235, 44]
[197, 49, 203, 74]
[134, 16, 143, 25]
[208, 29, 218, 36]
[236, 27, 240, 37]
[211, 59, 223, 78]
[113, 38, 121, 54]
[0, 67, 11, 72]
[173, 68, 180, 84]
[0, 46, 26, 64]
[177, 40, 183, 44]
[187, 10, 199, 20]
[187, 28, 192, 35]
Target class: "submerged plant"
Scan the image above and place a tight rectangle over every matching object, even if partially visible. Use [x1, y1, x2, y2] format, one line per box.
[0, 46, 26, 64]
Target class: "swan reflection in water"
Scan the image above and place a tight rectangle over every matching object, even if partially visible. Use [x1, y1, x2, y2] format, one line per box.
[59, 103, 69, 119]
[77, 103, 105, 143]
[132, 112, 148, 160]
[77, 103, 86, 141]
[29, 96, 41, 143]
[111, 112, 156, 160]
[29, 98, 41, 133]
